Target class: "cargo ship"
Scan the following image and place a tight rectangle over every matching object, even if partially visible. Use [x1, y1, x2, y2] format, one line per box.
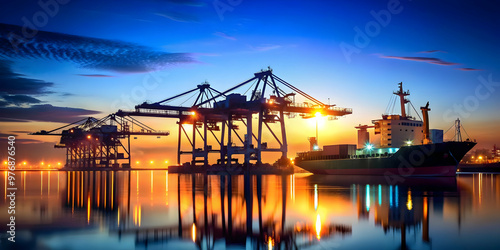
[294, 83, 476, 176]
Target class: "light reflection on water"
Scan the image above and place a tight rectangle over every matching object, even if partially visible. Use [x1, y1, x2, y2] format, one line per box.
[1, 171, 500, 249]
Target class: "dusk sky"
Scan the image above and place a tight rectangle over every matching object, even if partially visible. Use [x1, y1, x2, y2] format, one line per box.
[0, 0, 499, 165]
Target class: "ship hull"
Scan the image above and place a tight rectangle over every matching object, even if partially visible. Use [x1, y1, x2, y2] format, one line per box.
[295, 141, 476, 177]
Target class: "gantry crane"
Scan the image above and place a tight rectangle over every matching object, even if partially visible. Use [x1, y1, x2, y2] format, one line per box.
[31, 113, 169, 168]
[119, 68, 352, 167]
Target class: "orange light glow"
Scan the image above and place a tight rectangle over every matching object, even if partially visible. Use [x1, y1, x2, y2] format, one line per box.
[315, 111, 322, 117]
[406, 190, 413, 210]
[268, 236, 274, 249]
[87, 194, 91, 224]
[191, 111, 196, 116]
[191, 223, 196, 242]
[164, 160, 168, 164]
[315, 214, 321, 240]
[3, 161, 7, 165]
[87, 135, 91, 139]
[134, 206, 138, 225]
[23, 161, 27, 165]
[57, 162, 61, 166]
[41, 162, 44, 166]
[136, 161, 140, 164]
[150, 160, 154, 164]
[138, 206, 141, 226]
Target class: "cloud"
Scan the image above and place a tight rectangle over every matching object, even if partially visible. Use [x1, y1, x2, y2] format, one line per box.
[76, 74, 115, 77]
[456, 67, 483, 71]
[379, 55, 459, 66]
[155, 11, 199, 22]
[161, 0, 206, 6]
[1, 94, 42, 106]
[9, 130, 32, 133]
[0, 132, 44, 144]
[0, 104, 100, 123]
[0, 60, 54, 95]
[418, 50, 447, 54]
[0, 23, 195, 73]
[251, 44, 282, 52]
[214, 32, 237, 41]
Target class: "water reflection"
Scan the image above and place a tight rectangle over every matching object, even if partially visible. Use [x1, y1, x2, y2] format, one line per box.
[1, 172, 500, 249]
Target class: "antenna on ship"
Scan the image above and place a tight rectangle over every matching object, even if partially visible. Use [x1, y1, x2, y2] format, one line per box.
[455, 118, 462, 142]
[394, 82, 410, 118]
[444, 118, 475, 142]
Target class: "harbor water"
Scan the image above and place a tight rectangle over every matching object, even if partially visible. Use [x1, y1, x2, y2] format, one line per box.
[1, 171, 500, 249]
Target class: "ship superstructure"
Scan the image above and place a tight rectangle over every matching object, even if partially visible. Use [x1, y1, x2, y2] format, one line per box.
[295, 82, 476, 176]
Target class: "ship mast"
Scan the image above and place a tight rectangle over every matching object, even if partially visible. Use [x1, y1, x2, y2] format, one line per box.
[394, 82, 410, 118]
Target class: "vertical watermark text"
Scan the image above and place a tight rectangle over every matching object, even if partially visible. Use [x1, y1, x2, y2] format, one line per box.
[6, 136, 17, 243]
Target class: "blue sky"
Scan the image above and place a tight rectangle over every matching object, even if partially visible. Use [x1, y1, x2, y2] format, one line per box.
[0, 0, 499, 163]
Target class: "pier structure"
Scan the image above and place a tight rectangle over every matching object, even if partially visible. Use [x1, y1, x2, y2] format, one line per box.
[118, 68, 352, 167]
[31, 113, 169, 168]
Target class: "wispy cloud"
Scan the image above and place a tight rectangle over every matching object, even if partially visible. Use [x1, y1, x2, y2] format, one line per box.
[379, 55, 459, 66]
[250, 44, 282, 52]
[0, 59, 99, 121]
[0, 60, 54, 95]
[0, 104, 100, 123]
[76, 74, 115, 77]
[155, 11, 199, 22]
[10, 130, 32, 133]
[0, 94, 42, 107]
[418, 50, 447, 54]
[0, 23, 196, 73]
[214, 32, 237, 41]
[456, 67, 483, 71]
[161, 0, 206, 7]
[0, 132, 45, 144]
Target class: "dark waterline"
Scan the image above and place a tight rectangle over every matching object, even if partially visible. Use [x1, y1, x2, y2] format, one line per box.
[1, 171, 500, 249]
